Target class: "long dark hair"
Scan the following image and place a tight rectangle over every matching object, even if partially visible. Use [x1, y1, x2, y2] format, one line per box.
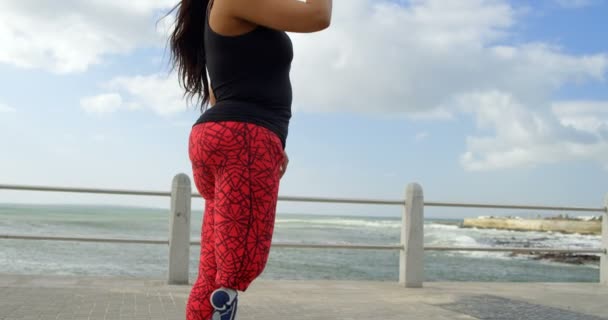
[166, 0, 211, 111]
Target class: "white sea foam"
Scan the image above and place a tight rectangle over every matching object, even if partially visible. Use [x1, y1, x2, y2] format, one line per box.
[424, 221, 602, 262]
[425, 224, 511, 258]
[276, 218, 401, 229]
[425, 223, 460, 230]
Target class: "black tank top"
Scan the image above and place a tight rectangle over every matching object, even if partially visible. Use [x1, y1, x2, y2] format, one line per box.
[194, 1, 294, 149]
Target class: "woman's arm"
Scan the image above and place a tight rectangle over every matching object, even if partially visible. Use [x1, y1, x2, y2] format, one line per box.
[280, 150, 289, 179]
[227, 0, 332, 33]
[209, 83, 216, 107]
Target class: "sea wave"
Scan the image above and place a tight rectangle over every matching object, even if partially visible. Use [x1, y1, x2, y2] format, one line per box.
[425, 221, 602, 263]
[275, 218, 401, 229]
[425, 223, 460, 230]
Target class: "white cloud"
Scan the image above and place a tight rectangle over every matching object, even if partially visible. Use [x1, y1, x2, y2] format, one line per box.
[81, 73, 189, 116]
[108, 74, 189, 115]
[88, 0, 606, 118]
[81, 93, 123, 114]
[457, 91, 608, 171]
[552, 101, 608, 136]
[287, 0, 607, 170]
[74, 0, 608, 170]
[0, 103, 16, 113]
[415, 132, 429, 141]
[0, 0, 174, 73]
[115, 74, 189, 115]
[290, 0, 607, 115]
[81, 0, 608, 118]
[82, 0, 608, 120]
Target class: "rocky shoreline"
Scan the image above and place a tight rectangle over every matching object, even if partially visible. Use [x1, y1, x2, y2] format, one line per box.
[462, 217, 602, 235]
[510, 252, 600, 265]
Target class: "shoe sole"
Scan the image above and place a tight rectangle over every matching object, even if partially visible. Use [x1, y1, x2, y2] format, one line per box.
[210, 290, 238, 320]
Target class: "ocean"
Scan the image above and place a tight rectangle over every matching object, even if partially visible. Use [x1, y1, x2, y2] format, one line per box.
[0, 204, 601, 282]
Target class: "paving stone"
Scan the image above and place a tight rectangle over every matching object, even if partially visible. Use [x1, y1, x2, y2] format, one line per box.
[1, 274, 607, 320]
[439, 295, 607, 320]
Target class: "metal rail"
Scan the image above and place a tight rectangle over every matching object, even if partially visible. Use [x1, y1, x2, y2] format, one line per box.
[278, 195, 403, 206]
[1, 184, 605, 212]
[2, 181, 606, 286]
[0, 234, 169, 245]
[424, 246, 605, 254]
[0, 184, 171, 197]
[425, 201, 606, 212]
[2, 235, 604, 254]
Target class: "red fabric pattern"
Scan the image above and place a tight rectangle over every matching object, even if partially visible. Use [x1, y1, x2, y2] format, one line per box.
[186, 121, 284, 320]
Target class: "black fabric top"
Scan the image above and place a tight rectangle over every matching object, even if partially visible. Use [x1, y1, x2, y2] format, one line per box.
[194, 2, 294, 149]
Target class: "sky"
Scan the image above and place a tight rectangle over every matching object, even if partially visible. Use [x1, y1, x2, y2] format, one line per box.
[1, 0, 607, 219]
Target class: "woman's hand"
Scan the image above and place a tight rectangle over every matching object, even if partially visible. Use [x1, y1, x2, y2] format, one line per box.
[279, 150, 289, 179]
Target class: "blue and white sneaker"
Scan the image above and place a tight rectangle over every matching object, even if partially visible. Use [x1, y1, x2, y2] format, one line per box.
[210, 287, 238, 320]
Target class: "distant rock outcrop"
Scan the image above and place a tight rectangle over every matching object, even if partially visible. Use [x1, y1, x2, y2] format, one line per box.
[510, 252, 600, 265]
[462, 216, 601, 235]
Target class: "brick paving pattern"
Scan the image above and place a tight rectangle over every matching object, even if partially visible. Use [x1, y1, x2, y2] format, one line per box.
[1, 274, 607, 320]
[439, 295, 607, 320]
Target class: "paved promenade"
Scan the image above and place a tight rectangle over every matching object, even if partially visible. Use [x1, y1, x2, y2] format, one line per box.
[1, 274, 607, 320]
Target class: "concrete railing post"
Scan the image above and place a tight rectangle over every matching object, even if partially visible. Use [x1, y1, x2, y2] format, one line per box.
[601, 195, 608, 285]
[399, 183, 424, 288]
[168, 173, 192, 285]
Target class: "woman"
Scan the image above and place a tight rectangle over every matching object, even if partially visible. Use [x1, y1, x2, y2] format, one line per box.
[168, 0, 332, 319]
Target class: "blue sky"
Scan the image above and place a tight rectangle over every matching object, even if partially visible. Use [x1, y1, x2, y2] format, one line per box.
[1, 0, 607, 218]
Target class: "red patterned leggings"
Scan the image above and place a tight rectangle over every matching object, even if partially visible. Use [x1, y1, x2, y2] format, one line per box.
[186, 121, 284, 320]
